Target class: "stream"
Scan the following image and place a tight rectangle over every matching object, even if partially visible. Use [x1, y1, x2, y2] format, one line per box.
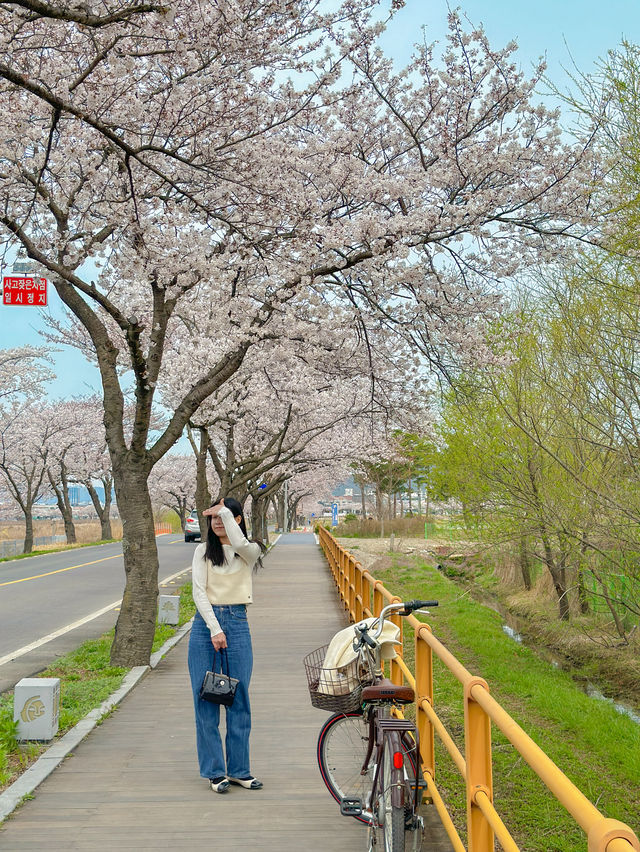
[500, 619, 640, 726]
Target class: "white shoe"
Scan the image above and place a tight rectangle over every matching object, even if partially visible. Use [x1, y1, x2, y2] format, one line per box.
[209, 777, 230, 793]
[228, 776, 263, 789]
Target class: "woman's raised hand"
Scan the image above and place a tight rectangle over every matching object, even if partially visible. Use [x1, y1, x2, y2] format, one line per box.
[203, 498, 226, 518]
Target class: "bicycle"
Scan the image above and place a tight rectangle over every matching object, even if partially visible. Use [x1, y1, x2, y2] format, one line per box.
[304, 598, 438, 852]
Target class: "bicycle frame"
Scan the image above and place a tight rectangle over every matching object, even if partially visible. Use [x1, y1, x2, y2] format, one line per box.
[352, 604, 425, 828]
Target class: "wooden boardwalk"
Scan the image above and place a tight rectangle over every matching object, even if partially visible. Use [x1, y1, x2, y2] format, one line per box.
[0, 532, 454, 851]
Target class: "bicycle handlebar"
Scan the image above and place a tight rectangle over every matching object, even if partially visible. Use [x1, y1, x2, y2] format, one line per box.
[360, 630, 377, 648]
[398, 598, 439, 615]
[354, 598, 439, 642]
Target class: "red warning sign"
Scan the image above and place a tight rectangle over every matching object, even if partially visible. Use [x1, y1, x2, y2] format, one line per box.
[2, 277, 48, 306]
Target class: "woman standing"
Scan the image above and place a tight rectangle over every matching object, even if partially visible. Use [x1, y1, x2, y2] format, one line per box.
[188, 498, 264, 793]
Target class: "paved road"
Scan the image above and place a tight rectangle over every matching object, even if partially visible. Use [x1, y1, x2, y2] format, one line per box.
[0, 534, 198, 693]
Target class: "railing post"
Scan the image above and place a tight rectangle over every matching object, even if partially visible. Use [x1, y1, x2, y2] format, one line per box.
[363, 572, 373, 617]
[390, 597, 403, 685]
[354, 564, 363, 621]
[373, 585, 384, 619]
[343, 552, 350, 611]
[465, 678, 494, 852]
[416, 626, 435, 782]
[348, 556, 356, 619]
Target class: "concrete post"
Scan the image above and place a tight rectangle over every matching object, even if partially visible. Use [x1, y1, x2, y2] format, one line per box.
[158, 595, 180, 625]
[14, 678, 60, 741]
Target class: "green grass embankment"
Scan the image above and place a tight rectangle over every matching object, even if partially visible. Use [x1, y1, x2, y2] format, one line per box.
[377, 556, 639, 852]
[0, 582, 196, 793]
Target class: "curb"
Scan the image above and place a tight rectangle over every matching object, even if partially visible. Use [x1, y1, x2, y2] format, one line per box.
[0, 618, 193, 824]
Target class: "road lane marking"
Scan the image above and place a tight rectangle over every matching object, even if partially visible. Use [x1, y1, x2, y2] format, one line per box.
[0, 600, 121, 667]
[0, 554, 121, 588]
[0, 566, 191, 668]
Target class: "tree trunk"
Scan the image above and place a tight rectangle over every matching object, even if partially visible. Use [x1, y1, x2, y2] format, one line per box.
[290, 497, 302, 530]
[61, 502, 77, 544]
[539, 530, 569, 620]
[593, 571, 627, 640]
[377, 488, 385, 538]
[102, 475, 113, 539]
[169, 496, 189, 530]
[519, 535, 532, 591]
[275, 492, 285, 531]
[250, 494, 269, 543]
[23, 505, 34, 554]
[86, 479, 113, 540]
[577, 536, 590, 615]
[49, 474, 77, 544]
[180, 496, 187, 529]
[527, 457, 568, 620]
[194, 427, 212, 536]
[110, 463, 159, 667]
[576, 568, 590, 615]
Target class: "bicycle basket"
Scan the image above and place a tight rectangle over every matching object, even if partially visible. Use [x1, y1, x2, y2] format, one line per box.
[303, 643, 370, 713]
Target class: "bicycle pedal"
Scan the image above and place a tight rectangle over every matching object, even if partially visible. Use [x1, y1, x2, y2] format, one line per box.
[409, 778, 429, 791]
[340, 797, 363, 816]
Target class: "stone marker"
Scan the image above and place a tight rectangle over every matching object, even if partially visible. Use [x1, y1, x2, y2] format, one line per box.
[14, 677, 60, 741]
[158, 595, 180, 625]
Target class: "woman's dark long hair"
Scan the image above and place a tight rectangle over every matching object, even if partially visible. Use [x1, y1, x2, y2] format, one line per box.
[205, 497, 266, 570]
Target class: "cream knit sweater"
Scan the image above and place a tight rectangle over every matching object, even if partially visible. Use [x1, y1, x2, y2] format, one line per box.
[191, 506, 261, 636]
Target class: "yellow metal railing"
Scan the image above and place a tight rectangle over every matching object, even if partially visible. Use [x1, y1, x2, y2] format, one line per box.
[318, 526, 640, 852]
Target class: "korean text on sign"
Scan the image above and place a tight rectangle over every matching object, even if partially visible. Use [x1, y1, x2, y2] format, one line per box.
[2, 277, 48, 306]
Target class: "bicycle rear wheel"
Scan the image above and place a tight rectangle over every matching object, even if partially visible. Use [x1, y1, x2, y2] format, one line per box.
[317, 711, 372, 823]
[377, 734, 406, 852]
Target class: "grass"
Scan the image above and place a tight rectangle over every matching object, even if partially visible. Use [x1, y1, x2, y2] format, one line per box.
[0, 581, 196, 794]
[375, 555, 640, 852]
[0, 539, 121, 563]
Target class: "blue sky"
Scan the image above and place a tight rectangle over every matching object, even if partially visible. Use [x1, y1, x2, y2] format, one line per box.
[1, 0, 638, 399]
[381, 0, 638, 82]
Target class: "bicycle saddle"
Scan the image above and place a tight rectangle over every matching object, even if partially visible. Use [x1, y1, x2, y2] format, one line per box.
[361, 678, 415, 704]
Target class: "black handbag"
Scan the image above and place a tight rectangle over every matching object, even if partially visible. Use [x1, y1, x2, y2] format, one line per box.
[199, 649, 238, 706]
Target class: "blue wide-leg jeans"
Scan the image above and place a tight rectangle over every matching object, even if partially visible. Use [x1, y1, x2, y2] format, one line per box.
[188, 605, 253, 780]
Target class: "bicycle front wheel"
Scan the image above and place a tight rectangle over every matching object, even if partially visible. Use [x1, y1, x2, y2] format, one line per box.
[317, 711, 372, 823]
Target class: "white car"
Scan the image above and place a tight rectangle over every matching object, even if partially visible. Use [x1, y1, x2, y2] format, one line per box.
[184, 510, 201, 543]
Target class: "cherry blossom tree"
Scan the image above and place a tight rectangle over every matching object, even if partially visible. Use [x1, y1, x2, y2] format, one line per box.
[42, 396, 114, 542]
[148, 452, 199, 530]
[0, 2, 600, 665]
[0, 346, 54, 405]
[177, 328, 403, 535]
[283, 461, 353, 529]
[60, 395, 117, 539]
[0, 401, 66, 552]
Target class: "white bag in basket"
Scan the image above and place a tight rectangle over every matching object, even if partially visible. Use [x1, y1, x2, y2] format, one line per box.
[317, 618, 401, 696]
